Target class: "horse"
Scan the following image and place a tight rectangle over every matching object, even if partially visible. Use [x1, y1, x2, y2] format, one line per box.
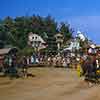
[81, 55, 99, 84]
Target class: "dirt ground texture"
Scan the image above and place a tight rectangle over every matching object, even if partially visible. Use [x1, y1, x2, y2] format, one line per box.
[0, 68, 100, 100]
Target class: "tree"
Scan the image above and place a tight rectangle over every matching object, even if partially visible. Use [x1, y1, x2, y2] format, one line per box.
[0, 25, 7, 42]
[0, 15, 73, 55]
[60, 22, 72, 43]
[0, 40, 4, 48]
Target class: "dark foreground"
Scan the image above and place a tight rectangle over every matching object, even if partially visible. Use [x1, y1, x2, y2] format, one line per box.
[0, 68, 100, 100]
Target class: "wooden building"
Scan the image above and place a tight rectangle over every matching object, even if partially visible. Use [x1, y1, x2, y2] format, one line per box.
[0, 47, 18, 67]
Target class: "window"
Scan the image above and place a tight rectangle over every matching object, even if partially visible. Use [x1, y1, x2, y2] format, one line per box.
[32, 36, 34, 39]
[35, 36, 37, 39]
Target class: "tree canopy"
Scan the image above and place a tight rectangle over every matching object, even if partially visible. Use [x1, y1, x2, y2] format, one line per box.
[0, 15, 73, 53]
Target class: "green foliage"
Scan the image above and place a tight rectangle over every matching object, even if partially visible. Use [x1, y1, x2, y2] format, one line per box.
[17, 46, 34, 56]
[0, 15, 73, 54]
[59, 22, 73, 43]
[0, 40, 4, 48]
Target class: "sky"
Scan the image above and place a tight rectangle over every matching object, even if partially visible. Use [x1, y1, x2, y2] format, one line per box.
[0, 0, 100, 44]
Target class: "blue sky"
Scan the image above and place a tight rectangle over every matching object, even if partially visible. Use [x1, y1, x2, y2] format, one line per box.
[0, 0, 100, 44]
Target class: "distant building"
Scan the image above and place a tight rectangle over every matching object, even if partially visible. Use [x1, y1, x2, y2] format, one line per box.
[55, 33, 63, 51]
[28, 32, 47, 50]
[0, 47, 18, 67]
[96, 45, 100, 50]
[62, 31, 87, 53]
[62, 38, 80, 52]
[76, 30, 86, 42]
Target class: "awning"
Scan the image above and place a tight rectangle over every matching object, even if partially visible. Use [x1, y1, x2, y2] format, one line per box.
[0, 47, 18, 55]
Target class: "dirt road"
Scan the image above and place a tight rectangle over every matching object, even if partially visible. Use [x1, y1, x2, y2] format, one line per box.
[0, 68, 100, 100]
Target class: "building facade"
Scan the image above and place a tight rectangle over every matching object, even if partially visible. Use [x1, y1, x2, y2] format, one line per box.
[28, 32, 47, 51]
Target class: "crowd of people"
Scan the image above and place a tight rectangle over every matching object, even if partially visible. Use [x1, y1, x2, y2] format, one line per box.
[0, 48, 100, 81]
